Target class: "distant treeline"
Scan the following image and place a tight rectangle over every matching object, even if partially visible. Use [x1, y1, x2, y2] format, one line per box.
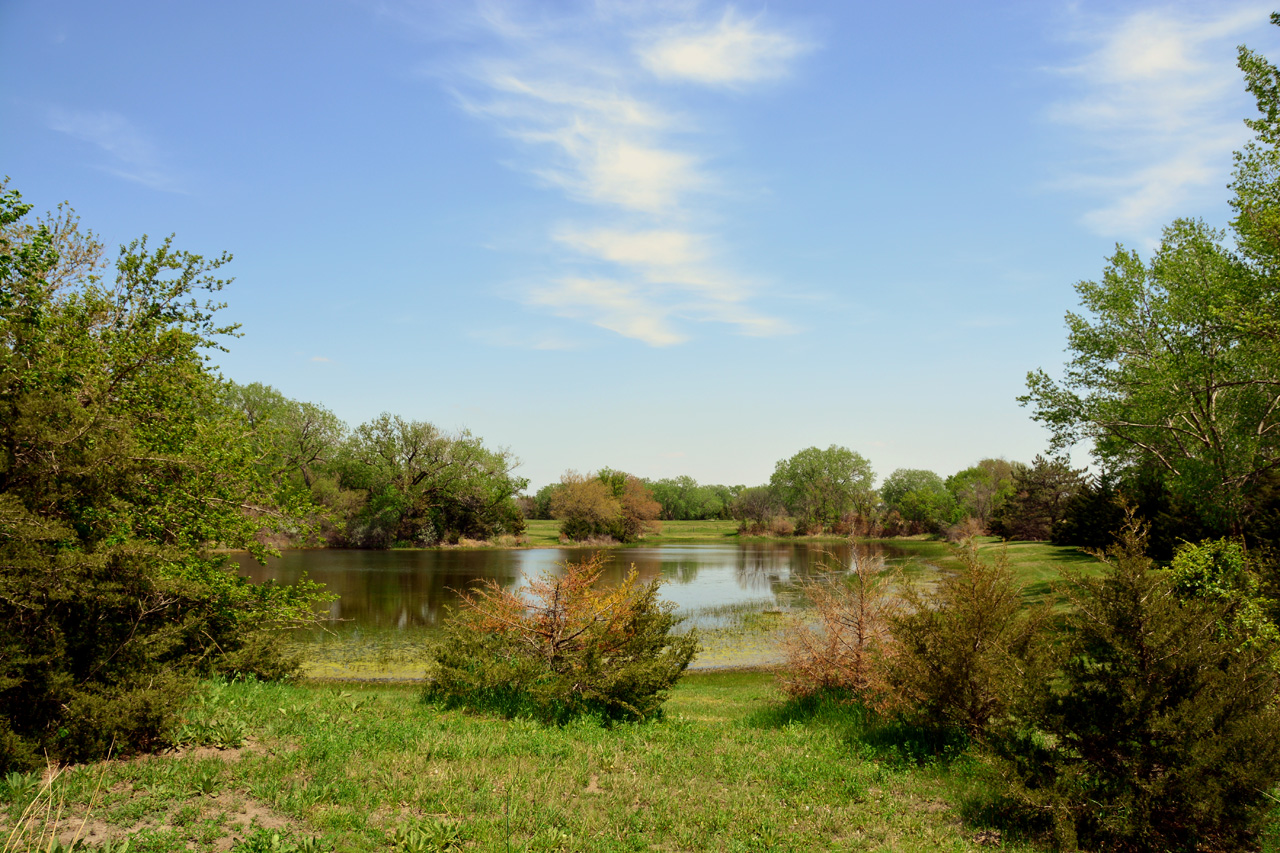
[227, 375, 1280, 556]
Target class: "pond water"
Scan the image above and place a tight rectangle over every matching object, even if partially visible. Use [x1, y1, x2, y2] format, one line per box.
[233, 541, 921, 677]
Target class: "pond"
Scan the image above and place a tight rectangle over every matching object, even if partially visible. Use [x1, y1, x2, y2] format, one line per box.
[233, 541, 924, 678]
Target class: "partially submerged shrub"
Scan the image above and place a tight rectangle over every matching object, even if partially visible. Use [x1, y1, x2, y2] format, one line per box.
[425, 553, 698, 723]
[779, 545, 894, 706]
[887, 542, 1047, 739]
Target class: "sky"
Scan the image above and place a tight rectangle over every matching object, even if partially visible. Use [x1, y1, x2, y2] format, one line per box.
[3, 0, 1277, 491]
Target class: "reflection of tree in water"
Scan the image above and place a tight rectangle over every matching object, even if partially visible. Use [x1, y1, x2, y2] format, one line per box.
[737, 541, 896, 599]
[735, 544, 797, 594]
[234, 550, 522, 630]
[236, 541, 909, 639]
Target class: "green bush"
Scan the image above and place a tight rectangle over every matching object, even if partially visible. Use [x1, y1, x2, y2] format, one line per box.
[886, 542, 1048, 740]
[1003, 518, 1280, 852]
[425, 553, 697, 723]
[0, 184, 327, 771]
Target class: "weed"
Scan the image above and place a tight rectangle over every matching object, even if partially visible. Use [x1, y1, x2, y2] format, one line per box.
[0, 770, 40, 804]
[232, 829, 327, 853]
[391, 819, 462, 853]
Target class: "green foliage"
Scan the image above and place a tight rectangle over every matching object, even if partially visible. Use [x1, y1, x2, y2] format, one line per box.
[1170, 537, 1280, 647]
[988, 455, 1085, 541]
[646, 475, 737, 521]
[336, 413, 527, 546]
[769, 445, 875, 532]
[887, 542, 1047, 739]
[880, 468, 956, 533]
[550, 470, 660, 543]
[944, 459, 1015, 529]
[0, 186, 329, 770]
[1004, 518, 1280, 852]
[425, 554, 697, 723]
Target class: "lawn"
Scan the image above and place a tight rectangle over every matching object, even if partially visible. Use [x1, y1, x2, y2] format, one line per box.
[521, 519, 742, 547]
[5, 672, 1049, 853]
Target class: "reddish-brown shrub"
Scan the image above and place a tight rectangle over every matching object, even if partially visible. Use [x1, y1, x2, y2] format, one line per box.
[945, 516, 986, 542]
[778, 545, 895, 706]
[768, 517, 796, 537]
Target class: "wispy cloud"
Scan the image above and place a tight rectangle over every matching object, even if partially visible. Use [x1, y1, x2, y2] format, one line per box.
[637, 8, 810, 86]
[1046, 5, 1268, 239]
[428, 1, 810, 345]
[47, 107, 184, 192]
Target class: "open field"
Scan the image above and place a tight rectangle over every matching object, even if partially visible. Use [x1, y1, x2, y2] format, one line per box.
[521, 519, 743, 547]
[3, 672, 1057, 853]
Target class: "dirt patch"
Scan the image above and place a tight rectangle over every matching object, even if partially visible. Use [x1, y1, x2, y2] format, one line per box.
[2, 789, 303, 853]
[167, 736, 267, 763]
[213, 792, 299, 852]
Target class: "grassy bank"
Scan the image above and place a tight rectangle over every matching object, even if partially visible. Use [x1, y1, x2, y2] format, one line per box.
[521, 519, 743, 547]
[6, 672, 1053, 853]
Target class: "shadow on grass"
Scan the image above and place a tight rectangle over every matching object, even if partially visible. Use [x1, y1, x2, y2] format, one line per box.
[746, 691, 969, 767]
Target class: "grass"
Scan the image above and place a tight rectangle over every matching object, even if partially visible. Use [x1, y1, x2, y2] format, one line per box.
[522, 519, 742, 547]
[3, 673, 1059, 853]
[872, 537, 1102, 606]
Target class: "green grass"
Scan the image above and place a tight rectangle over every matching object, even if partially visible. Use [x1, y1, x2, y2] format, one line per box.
[3, 673, 1058, 853]
[522, 519, 742, 547]
[872, 537, 1102, 606]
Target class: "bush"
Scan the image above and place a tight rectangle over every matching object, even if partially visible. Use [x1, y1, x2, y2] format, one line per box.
[1005, 517, 1280, 852]
[779, 545, 894, 706]
[886, 542, 1047, 739]
[552, 470, 661, 543]
[0, 185, 329, 771]
[425, 553, 698, 723]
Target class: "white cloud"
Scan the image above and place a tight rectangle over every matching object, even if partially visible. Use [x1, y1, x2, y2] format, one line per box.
[430, 1, 806, 345]
[47, 107, 184, 192]
[550, 225, 790, 339]
[637, 8, 809, 85]
[554, 226, 707, 268]
[529, 277, 687, 346]
[1047, 5, 1269, 239]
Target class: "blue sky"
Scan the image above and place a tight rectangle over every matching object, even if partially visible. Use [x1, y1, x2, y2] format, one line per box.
[3, 1, 1276, 491]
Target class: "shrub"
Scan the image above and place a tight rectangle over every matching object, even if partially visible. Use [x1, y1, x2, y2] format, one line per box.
[779, 545, 894, 706]
[1007, 517, 1280, 852]
[768, 516, 796, 537]
[552, 470, 660, 543]
[886, 542, 1047, 739]
[425, 553, 698, 723]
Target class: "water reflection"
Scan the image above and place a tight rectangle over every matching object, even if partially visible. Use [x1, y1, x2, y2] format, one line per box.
[233, 540, 908, 635]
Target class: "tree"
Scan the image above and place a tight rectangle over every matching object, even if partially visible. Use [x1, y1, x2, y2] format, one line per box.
[1023, 22, 1280, 539]
[1021, 220, 1277, 535]
[769, 445, 875, 532]
[945, 459, 1015, 529]
[989, 456, 1085, 541]
[731, 485, 784, 531]
[779, 546, 895, 705]
[222, 381, 345, 492]
[551, 469, 660, 543]
[337, 414, 526, 546]
[0, 185, 327, 770]
[887, 543, 1046, 739]
[880, 468, 955, 533]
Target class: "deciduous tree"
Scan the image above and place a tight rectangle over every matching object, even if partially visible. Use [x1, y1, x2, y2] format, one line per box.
[769, 445, 875, 532]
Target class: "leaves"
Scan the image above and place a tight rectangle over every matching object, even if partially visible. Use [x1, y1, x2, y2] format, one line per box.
[426, 553, 698, 722]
